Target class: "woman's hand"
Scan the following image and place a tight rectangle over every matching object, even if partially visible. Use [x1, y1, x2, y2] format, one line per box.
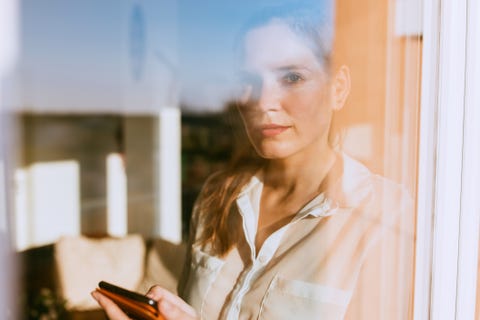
[91, 285, 198, 320]
[91, 290, 130, 320]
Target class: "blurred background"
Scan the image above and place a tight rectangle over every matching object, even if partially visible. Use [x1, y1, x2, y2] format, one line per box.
[0, 0, 478, 319]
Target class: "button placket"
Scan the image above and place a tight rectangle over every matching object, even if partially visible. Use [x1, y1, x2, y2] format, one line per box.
[258, 255, 268, 264]
[225, 264, 261, 319]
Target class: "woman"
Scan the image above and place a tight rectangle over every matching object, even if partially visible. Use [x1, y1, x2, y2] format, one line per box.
[93, 3, 412, 319]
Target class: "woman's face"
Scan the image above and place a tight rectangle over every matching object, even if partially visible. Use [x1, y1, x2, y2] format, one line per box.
[238, 20, 337, 161]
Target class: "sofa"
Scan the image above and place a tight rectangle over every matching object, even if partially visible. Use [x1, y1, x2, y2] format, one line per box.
[19, 235, 186, 320]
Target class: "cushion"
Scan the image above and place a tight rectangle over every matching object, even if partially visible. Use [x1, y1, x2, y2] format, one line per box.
[137, 239, 186, 295]
[54, 234, 145, 310]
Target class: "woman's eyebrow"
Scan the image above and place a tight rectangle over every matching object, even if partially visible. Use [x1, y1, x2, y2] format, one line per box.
[275, 65, 313, 73]
[239, 64, 315, 76]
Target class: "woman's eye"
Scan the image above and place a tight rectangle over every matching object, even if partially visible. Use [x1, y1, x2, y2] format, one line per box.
[282, 72, 304, 84]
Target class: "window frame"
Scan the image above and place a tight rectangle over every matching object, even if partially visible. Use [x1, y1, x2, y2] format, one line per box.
[414, 0, 480, 318]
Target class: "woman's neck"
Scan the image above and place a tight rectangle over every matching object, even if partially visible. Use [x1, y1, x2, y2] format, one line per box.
[263, 145, 337, 196]
[255, 145, 338, 253]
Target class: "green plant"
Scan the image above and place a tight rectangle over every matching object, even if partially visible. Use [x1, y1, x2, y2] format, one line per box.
[28, 288, 67, 320]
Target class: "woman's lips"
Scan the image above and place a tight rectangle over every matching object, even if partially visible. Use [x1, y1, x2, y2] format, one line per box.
[260, 124, 290, 137]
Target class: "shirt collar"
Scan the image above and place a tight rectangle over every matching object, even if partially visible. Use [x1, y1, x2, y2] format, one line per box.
[236, 152, 375, 220]
[236, 155, 344, 222]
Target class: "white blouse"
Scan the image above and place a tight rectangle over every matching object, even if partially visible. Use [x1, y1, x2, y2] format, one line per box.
[179, 154, 414, 320]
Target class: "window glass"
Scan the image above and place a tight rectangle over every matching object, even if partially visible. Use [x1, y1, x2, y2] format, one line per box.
[10, 0, 424, 318]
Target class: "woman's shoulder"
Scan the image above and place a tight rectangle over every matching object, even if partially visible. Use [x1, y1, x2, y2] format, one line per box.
[337, 154, 413, 224]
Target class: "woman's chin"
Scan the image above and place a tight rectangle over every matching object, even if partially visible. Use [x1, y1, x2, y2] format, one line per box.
[255, 147, 294, 160]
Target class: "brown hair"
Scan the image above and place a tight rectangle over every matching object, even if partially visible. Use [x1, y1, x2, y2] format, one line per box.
[195, 103, 264, 255]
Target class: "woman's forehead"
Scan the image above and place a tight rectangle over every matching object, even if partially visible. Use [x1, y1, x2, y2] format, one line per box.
[242, 21, 321, 72]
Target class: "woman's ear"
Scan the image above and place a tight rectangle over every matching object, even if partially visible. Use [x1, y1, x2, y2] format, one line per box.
[331, 65, 351, 111]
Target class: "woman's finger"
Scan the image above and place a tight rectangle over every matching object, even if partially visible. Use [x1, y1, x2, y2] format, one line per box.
[158, 299, 198, 320]
[146, 285, 197, 318]
[91, 290, 131, 320]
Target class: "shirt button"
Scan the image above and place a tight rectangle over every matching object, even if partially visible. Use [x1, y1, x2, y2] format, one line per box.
[258, 255, 268, 264]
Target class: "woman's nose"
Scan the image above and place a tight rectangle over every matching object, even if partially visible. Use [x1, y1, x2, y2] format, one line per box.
[256, 81, 281, 112]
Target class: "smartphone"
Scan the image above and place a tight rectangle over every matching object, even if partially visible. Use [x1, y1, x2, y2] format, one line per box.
[97, 281, 162, 320]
